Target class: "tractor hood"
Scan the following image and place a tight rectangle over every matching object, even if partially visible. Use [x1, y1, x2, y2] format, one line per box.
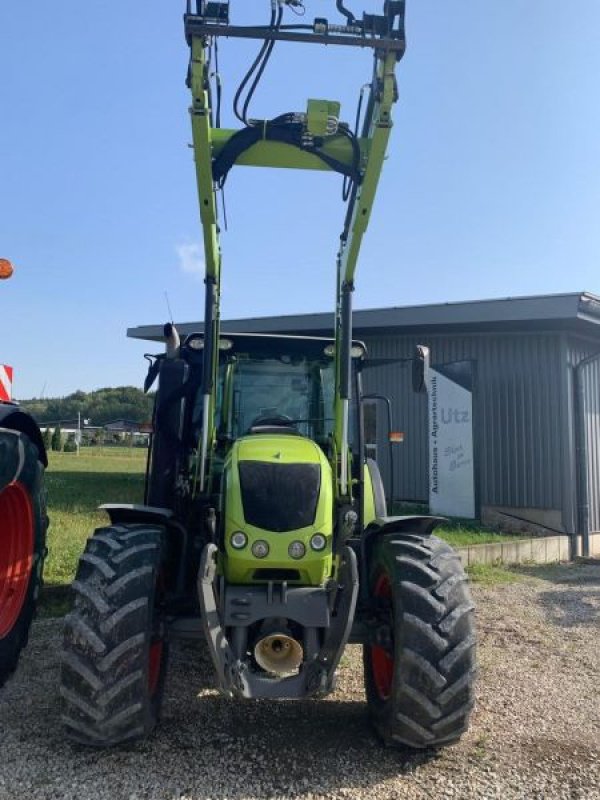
[222, 434, 334, 585]
[234, 436, 329, 533]
[236, 435, 323, 465]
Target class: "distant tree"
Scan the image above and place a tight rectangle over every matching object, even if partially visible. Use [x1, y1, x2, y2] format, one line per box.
[19, 386, 154, 427]
[63, 433, 77, 453]
[51, 424, 63, 452]
[42, 427, 52, 451]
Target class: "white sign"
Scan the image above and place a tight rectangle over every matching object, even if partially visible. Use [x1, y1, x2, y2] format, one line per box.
[427, 362, 475, 519]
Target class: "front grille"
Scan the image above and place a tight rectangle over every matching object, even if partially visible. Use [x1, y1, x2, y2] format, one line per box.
[239, 461, 321, 532]
[252, 569, 301, 582]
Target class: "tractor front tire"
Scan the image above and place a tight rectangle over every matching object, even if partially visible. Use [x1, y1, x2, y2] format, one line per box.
[0, 429, 47, 688]
[61, 524, 169, 746]
[364, 532, 476, 749]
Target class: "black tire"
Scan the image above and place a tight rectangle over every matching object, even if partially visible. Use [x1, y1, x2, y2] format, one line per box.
[364, 532, 476, 749]
[61, 523, 169, 746]
[0, 428, 47, 688]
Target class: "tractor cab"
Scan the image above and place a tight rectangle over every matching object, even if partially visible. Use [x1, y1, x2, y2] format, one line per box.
[204, 332, 364, 446]
[144, 331, 370, 568]
[145, 332, 366, 497]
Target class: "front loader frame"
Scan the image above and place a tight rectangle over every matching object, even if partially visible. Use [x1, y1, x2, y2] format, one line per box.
[185, 0, 405, 503]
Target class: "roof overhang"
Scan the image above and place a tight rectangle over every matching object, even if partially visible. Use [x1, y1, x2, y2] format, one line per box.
[128, 292, 600, 343]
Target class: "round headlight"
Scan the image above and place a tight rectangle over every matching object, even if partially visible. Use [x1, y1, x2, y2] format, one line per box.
[310, 534, 327, 552]
[252, 540, 270, 559]
[288, 541, 306, 560]
[231, 531, 248, 550]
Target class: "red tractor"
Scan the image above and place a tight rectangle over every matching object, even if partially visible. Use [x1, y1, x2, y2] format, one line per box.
[0, 259, 48, 687]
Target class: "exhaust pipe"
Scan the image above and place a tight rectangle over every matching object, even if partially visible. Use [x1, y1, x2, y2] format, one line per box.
[254, 633, 304, 676]
[164, 322, 180, 359]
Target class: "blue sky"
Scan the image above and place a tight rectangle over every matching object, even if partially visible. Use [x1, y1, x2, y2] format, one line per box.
[1, 1, 599, 398]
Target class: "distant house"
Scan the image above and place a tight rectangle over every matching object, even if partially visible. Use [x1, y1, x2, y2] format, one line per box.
[103, 420, 143, 433]
[38, 421, 101, 437]
[39, 420, 148, 446]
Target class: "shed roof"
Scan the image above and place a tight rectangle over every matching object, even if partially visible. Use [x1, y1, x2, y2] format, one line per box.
[128, 291, 600, 343]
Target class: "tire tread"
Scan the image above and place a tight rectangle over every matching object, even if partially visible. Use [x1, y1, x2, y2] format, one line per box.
[364, 532, 477, 750]
[60, 523, 167, 747]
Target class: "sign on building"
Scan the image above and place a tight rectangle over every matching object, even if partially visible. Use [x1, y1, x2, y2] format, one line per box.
[427, 361, 476, 519]
[0, 365, 13, 402]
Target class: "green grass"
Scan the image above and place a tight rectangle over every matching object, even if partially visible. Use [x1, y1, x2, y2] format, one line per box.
[435, 524, 523, 548]
[391, 502, 526, 547]
[44, 449, 146, 588]
[466, 563, 524, 586]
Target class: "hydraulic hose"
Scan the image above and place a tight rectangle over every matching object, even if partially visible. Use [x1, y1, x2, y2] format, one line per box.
[212, 120, 361, 187]
[336, 1, 356, 25]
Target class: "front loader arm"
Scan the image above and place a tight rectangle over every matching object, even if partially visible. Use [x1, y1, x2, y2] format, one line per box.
[188, 37, 222, 492]
[334, 49, 398, 497]
[338, 52, 397, 288]
[185, 1, 405, 498]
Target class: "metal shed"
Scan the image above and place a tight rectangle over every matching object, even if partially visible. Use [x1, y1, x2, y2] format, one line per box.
[128, 292, 600, 546]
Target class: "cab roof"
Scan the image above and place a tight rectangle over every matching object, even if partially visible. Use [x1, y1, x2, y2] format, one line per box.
[183, 331, 367, 359]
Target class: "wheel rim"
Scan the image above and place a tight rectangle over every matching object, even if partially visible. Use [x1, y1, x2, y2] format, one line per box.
[371, 572, 394, 701]
[0, 483, 34, 639]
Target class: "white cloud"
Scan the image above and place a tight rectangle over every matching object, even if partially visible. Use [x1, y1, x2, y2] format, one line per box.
[176, 243, 205, 280]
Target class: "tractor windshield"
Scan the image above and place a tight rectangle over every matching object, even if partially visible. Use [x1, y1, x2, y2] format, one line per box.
[223, 356, 335, 443]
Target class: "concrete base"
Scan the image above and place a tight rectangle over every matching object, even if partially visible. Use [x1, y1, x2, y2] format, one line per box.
[481, 506, 564, 536]
[456, 532, 600, 566]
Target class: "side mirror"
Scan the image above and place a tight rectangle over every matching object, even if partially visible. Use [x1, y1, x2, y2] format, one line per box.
[412, 345, 430, 394]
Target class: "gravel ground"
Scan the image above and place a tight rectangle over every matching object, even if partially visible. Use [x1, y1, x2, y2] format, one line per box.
[1, 562, 599, 800]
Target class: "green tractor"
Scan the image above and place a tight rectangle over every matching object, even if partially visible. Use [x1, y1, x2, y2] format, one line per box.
[60, 1, 476, 748]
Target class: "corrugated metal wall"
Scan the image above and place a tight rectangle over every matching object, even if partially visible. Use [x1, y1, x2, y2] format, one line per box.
[568, 338, 600, 534]
[360, 331, 564, 510]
